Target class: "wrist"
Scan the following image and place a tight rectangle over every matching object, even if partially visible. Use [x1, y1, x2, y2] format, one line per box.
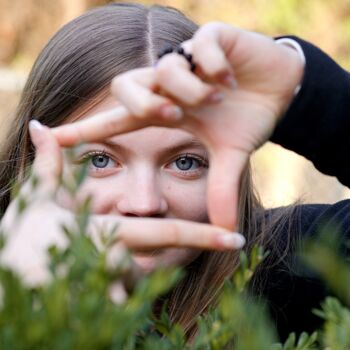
[274, 38, 305, 117]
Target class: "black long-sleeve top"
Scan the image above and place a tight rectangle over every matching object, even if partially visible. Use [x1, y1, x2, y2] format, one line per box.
[259, 37, 350, 339]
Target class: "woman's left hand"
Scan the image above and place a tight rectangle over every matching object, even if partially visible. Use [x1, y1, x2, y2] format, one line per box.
[1, 121, 244, 291]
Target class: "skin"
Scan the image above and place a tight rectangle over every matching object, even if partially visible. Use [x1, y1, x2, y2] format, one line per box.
[62, 96, 210, 272]
[1, 21, 304, 289]
[0, 98, 244, 288]
[54, 22, 305, 231]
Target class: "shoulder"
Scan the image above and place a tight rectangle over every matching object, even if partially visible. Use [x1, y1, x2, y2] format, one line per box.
[266, 199, 350, 240]
[254, 200, 350, 339]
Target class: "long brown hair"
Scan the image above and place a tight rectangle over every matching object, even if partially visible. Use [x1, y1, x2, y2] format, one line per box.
[0, 2, 299, 340]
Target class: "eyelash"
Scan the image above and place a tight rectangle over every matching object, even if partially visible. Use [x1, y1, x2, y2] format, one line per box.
[77, 151, 208, 175]
[167, 153, 209, 176]
[78, 150, 117, 170]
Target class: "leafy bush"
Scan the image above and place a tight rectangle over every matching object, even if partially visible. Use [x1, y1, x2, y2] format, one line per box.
[0, 168, 349, 349]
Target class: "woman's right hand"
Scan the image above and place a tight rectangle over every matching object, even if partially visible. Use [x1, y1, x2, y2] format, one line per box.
[0, 120, 244, 289]
[53, 23, 305, 230]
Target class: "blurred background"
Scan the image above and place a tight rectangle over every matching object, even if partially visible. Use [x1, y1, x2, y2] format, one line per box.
[1, 0, 349, 208]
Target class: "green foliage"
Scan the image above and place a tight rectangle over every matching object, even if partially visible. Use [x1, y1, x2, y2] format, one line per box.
[0, 213, 183, 349]
[2, 169, 350, 349]
[0, 224, 303, 349]
[314, 297, 350, 349]
[302, 227, 350, 349]
[271, 332, 318, 350]
[302, 227, 350, 305]
[234, 245, 269, 292]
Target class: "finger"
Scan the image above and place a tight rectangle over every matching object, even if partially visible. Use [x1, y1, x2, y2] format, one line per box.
[181, 40, 220, 86]
[207, 148, 249, 230]
[156, 53, 221, 106]
[52, 106, 147, 147]
[27, 120, 62, 195]
[0, 202, 70, 287]
[91, 216, 245, 251]
[53, 99, 181, 148]
[180, 40, 193, 56]
[90, 215, 246, 250]
[111, 67, 183, 121]
[191, 22, 239, 87]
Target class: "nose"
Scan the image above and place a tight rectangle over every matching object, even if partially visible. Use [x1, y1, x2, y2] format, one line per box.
[115, 171, 168, 218]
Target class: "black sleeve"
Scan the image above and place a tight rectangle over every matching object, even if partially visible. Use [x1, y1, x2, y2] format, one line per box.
[270, 36, 350, 187]
[264, 40, 350, 338]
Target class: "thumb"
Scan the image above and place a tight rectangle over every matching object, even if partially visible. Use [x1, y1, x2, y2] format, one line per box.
[207, 147, 249, 230]
[28, 120, 62, 195]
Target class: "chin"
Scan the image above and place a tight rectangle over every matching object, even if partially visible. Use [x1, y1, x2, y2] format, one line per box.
[132, 254, 157, 274]
[132, 247, 202, 274]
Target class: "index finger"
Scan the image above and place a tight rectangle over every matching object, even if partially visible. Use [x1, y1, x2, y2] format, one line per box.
[92, 216, 245, 251]
[52, 106, 148, 147]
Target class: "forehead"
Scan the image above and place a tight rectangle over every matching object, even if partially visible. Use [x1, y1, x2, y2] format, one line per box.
[77, 94, 204, 150]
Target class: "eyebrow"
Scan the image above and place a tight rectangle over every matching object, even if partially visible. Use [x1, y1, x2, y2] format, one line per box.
[99, 137, 208, 157]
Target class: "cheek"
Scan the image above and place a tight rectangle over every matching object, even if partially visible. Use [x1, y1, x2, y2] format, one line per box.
[164, 178, 208, 222]
[71, 177, 121, 214]
[58, 178, 120, 214]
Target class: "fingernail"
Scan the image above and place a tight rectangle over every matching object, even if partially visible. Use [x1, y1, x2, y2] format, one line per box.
[161, 105, 183, 121]
[29, 119, 44, 130]
[222, 74, 237, 89]
[206, 91, 224, 104]
[29, 120, 45, 147]
[29, 120, 43, 143]
[218, 233, 245, 249]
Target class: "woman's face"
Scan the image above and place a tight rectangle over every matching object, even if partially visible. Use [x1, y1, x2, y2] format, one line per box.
[63, 96, 209, 272]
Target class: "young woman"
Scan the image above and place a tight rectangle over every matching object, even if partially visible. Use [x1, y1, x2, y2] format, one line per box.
[1, 2, 350, 341]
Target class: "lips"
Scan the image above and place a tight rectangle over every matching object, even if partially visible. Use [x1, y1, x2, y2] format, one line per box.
[132, 255, 157, 273]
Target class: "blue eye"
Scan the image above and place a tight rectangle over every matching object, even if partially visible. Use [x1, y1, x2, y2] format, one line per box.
[170, 154, 208, 174]
[175, 156, 197, 171]
[77, 151, 118, 176]
[90, 154, 112, 169]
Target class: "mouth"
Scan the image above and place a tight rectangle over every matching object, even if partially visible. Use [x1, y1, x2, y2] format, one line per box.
[132, 254, 157, 273]
[132, 249, 164, 273]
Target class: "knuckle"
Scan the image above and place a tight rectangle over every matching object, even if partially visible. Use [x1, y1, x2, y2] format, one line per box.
[197, 230, 211, 247]
[156, 58, 173, 80]
[185, 94, 204, 107]
[157, 55, 186, 80]
[187, 86, 214, 106]
[197, 88, 214, 104]
[166, 221, 182, 246]
[105, 115, 125, 130]
[134, 97, 156, 118]
[111, 74, 128, 96]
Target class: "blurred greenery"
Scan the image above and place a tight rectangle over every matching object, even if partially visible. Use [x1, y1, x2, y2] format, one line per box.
[1, 139, 350, 349]
[1, 182, 350, 348]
